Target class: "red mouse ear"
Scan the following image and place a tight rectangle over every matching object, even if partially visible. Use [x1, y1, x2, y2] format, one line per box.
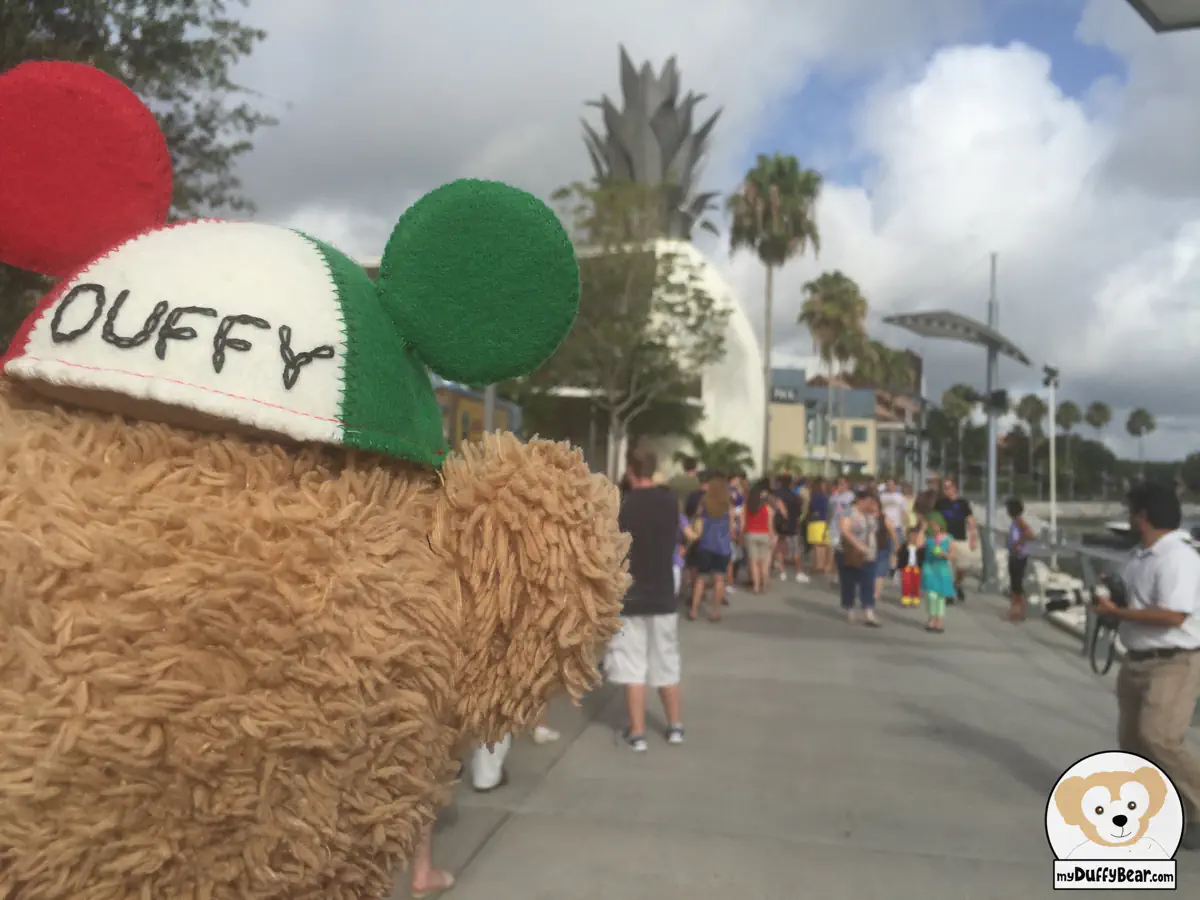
[0, 61, 173, 278]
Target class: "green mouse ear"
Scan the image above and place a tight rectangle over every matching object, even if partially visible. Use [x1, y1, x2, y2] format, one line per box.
[377, 179, 579, 386]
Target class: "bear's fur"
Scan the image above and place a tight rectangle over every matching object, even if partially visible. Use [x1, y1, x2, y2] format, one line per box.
[0, 381, 627, 899]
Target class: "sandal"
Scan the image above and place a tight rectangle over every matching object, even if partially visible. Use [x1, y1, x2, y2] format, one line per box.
[412, 870, 456, 899]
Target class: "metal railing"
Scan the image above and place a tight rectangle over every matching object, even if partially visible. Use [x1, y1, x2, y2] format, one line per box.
[981, 525, 1127, 666]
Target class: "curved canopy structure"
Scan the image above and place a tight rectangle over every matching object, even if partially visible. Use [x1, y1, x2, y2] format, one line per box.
[1126, 0, 1200, 31]
[882, 309, 1032, 367]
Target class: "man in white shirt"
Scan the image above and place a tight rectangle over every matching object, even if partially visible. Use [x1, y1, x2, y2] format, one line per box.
[1095, 481, 1200, 851]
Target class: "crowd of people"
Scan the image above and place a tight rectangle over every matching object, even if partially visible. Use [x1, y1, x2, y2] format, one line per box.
[621, 456, 1015, 631]
[601, 446, 1048, 755]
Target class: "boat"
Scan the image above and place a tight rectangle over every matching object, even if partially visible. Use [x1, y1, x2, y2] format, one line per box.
[1103, 520, 1200, 551]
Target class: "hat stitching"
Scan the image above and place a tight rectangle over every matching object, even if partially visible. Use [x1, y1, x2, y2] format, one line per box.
[14, 354, 445, 457]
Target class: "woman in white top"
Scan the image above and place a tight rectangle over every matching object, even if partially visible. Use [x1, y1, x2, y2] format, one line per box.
[837, 491, 882, 627]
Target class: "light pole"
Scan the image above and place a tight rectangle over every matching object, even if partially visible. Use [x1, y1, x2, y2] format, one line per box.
[1043, 365, 1060, 558]
[883, 252, 1031, 593]
[984, 253, 999, 571]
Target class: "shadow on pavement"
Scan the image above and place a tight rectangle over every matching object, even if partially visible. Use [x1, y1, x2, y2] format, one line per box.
[887, 699, 1067, 796]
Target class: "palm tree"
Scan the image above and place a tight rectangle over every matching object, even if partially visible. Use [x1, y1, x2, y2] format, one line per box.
[674, 433, 756, 475]
[852, 341, 915, 476]
[853, 340, 917, 395]
[728, 154, 823, 472]
[1126, 408, 1156, 470]
[798, 271, 868, 475]
[771, 453, 806, 476]
[1055, 400, 1082, 499]
[1084, 401, 1111, 443]
[941, 384, 977, 486]
[1015, 393, 1048, 479]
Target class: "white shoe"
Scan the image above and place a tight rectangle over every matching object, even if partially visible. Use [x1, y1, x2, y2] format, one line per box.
[779, 572, 788, 582]
[795, 572, 810, 583]
[532, 725, 560, 744]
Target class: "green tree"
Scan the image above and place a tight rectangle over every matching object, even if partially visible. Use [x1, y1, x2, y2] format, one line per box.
[1126, 408, 1156, 466]
[1015, 393, 1048, 476]
[674, 434, 755, 476]
[925, 406, 955, 470]
[728, 153, 822, 471]
[0, 0, 275, 349]
[1055, 400, 1083, 489]
[770, 452, 806, 476]
[548, 180, 730, 479]
[941, 384, 977, 484]
[1084, 401, 1111, 445]
[1181, 451, 1200, 493]
[798, 270, 868, 475]
[852, 340, 916, 395]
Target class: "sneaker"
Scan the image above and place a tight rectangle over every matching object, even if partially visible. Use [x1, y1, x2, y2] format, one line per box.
[795, 572, 810, 583]
[779, 571, 789, 582]
[621, 729, 648, 753]
[665, 724, 685, 745]
[532, 725, 560, 744]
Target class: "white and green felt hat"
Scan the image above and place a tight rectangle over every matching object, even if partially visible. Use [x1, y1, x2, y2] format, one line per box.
[0, 62, 578, 468]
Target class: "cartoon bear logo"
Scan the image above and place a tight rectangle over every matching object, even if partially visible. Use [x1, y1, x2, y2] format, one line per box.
[1047, 751, 1184, 861]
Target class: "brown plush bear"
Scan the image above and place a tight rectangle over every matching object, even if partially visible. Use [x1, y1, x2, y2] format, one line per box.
[0, 62, 628, 900]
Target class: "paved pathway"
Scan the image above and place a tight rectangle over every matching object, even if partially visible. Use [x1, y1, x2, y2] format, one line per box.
[391, 579, 1200, 899]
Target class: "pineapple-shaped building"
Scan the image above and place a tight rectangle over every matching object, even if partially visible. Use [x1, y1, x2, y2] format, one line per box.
[581, 47, 765, 469]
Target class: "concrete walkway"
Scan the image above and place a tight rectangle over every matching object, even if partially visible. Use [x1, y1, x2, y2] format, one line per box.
[392, 580, 1200, 899]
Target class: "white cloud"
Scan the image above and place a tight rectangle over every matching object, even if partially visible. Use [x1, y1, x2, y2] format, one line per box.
[725, 23, 1200, 461]
[236, 0, 984, 249]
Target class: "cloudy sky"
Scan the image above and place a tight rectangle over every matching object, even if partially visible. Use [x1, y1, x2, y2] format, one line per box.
[233, 0, 1200, 460]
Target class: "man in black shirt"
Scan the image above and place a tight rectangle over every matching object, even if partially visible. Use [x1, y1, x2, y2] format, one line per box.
[934, 478, 978, 603]
[605, 445, 685, 753]
[771, 474, 810, 583]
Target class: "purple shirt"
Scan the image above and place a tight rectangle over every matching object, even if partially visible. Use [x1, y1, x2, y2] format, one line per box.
[674, 513, 686, 568]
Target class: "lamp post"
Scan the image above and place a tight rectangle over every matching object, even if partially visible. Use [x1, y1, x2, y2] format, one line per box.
[883, 253, 1028, 592]
[1043, 365, 1060, 561]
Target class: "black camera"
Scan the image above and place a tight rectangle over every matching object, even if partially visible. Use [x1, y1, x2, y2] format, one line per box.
[1092, 572, 1128, 608]
[1092, 572, 1127, 630]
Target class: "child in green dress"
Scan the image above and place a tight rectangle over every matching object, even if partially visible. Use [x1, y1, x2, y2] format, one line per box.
[921, 512, 955, 633]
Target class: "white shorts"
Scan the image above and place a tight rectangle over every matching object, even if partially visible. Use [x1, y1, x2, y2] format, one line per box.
[604, 613, 681, 688]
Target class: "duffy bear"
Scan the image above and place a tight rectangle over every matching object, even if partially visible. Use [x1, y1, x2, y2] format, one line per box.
[0, 62, 628, 899]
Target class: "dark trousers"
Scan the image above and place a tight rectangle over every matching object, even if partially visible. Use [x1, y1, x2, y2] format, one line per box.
[839, 562, 876, 611]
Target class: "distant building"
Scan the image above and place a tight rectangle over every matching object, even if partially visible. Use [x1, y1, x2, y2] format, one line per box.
[768, 365, 922, 478]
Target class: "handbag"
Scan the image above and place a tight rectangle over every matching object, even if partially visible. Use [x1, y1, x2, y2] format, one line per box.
[841, 512, 869, 568]
[842, 540, 869, 569]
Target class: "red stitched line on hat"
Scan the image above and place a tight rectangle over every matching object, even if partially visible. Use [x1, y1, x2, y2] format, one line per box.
[14, 354, 445, 456]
